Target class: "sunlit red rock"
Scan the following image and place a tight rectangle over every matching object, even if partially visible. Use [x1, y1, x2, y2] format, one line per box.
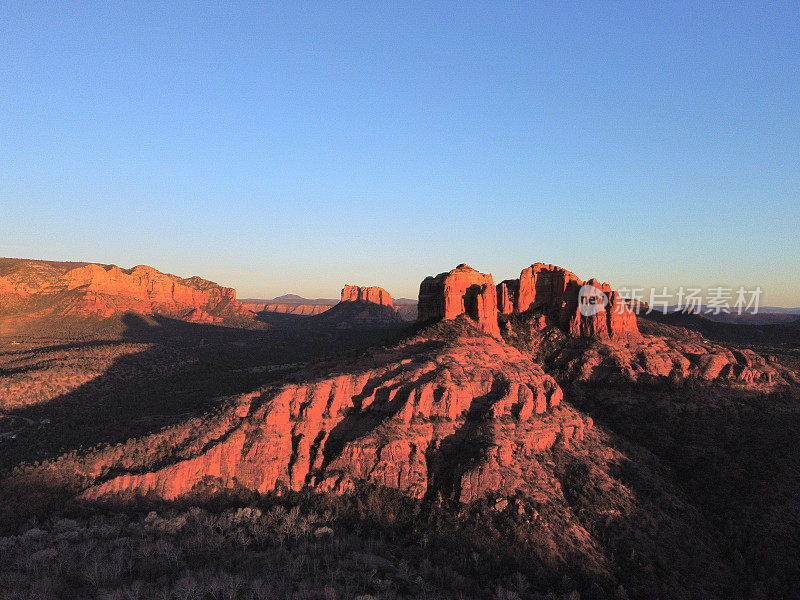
[418, 264, 501, 337]
[420, 262, 640, 343]
[76, 325, 589, 504]
[340, 285, 393, 306]
[0, 258, 248, 323]
[497, 280, 517, 314]
[516, 263, 582, 313]
[510, 263, 640, 342]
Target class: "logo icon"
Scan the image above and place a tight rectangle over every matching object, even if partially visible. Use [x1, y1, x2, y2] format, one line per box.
[578, 284, 608, 317]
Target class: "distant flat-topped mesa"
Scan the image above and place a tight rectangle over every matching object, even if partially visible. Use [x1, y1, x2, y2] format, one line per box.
[418, 264, 501, 337]
[418, 262, 639, 342]
[340, 284, 393, 307]
[308, 284, 404, 328]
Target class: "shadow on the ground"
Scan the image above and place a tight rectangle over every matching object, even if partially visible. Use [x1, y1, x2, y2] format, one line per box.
[640, 312, 800, 348]
[0, 312, 409, 473]
[565, 381, 800, 598]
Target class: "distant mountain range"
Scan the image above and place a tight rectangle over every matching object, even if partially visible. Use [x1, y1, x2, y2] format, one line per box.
[642, 309, 800, 347]
[242, 293, 418, 321]
[648, 306, 800, 326]
[242, 294, 417, 306]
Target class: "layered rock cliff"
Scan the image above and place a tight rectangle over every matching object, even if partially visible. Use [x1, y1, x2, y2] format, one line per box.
[418, 265, 501, 337]
[75, 324, 585, 503]
[0, 258, 248, 322]
[254, 302, 332, 316]
[341, 285, 393, 306]
[418, 262, 638, 342]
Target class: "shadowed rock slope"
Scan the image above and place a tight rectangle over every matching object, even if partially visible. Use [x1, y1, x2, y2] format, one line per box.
[74, 320, 570, 503]
[306, 284, 406, 328]
[4, 318, 748, 598]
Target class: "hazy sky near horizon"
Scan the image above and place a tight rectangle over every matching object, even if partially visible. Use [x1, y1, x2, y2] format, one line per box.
[2, 2, 798, 304]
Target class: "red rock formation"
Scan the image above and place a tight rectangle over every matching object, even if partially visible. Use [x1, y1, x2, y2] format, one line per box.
[303, 284, 405, 328]
[496, 280, 518, 315]
[76, 327, 586, 504]
[517, 263, 582, 313]
[0, 258, 248, 322]
[420, 262, 639, 342]
[607, 290, 639, 342]
[418, 265, 500, 337]
[552, 330, 787, 387]
[341, 285, 393, 306]
[510, 263, 640, 342]
[310, 300, 405, 328]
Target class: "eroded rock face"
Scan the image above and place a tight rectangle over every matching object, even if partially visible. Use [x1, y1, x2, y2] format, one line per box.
[506, 263, 640, 343]
[77, 328, 585, 504]
[341, 285, 393, 306]
[553, 335, 789, 387]
[497, 280, 518, 315]
[0, 259, 247, 322]
[418, 265, 501, 337]
[419, 263, 639, 343]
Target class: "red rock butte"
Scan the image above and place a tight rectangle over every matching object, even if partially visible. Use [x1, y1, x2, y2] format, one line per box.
[418, 264, 501, 337]
[340, 285, 393, 307]
[419, 262, 640, 342]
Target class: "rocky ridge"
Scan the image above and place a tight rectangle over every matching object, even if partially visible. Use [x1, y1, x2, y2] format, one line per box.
[74, 324, 580, 504]
[550, 319, 797, 387]
[0, 258, 248, 323]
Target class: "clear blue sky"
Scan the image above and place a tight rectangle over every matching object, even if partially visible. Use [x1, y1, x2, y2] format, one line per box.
[2, 2, 798, 304]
